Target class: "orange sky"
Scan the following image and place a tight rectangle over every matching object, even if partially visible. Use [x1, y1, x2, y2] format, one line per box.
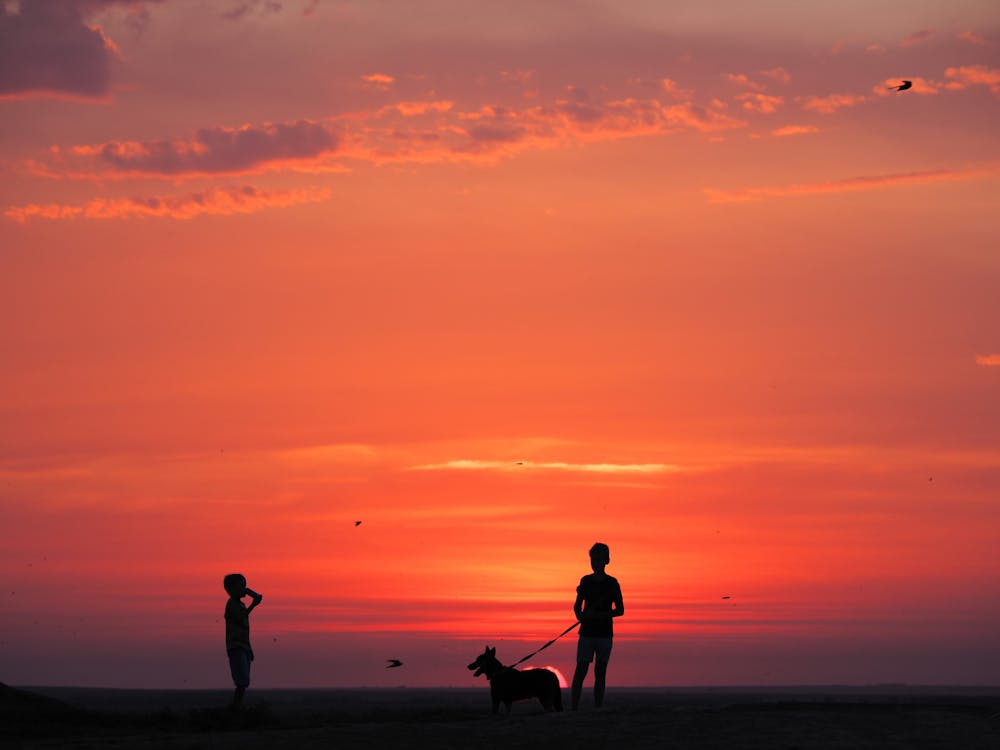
[1, 0, 998, 688]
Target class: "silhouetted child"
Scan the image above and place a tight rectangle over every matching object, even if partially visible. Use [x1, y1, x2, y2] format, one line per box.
[223, 573, 262, 708]
[571, 542, 624, 710]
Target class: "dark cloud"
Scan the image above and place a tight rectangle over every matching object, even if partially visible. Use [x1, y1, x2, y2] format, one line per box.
[96, 120, 339, 175]
[1, 2, 109, 98]
[221, 0, 283, 22]
[0, 1, 163, 99]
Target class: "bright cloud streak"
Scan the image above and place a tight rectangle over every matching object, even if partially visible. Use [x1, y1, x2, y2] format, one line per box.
[408, 459, 687, 474]
[704, 166, 996, 203]
[975, 354, 1000, 366]
[4, 185, 330, 222]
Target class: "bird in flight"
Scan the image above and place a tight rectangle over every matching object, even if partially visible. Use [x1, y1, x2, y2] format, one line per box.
[354, 521, 362, 526]
[386, 659, 403, 668]
[888, 80, 912, 91]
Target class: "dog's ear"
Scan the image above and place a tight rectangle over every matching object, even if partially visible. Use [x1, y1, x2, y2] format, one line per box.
[488, 646, 495, 656]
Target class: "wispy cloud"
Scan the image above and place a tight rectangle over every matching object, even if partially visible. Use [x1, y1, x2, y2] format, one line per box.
[723, 73, 766, 91]
[408, 459, 686, 474]
[975, 354, 1000, 367]
[873, 77, 941, 96]
[704, 166, 994, 204]
[957, 31, 991, 47]
[4, 185, 330, 222]
[771, 125, 818, 137]
[759, 67, 791, 85]
[800, 93, 867, 113]
[736, 93, 783, 113]
[900, 29, 935, 47]
[944, 65, 1000, 94]
[361, 73, 395, 90]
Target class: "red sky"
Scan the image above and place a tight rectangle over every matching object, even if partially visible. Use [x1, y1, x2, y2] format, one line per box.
[1, 0, 998, 688]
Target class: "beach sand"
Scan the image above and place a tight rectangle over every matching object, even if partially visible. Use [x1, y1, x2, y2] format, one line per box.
[3, 684, 997, 749]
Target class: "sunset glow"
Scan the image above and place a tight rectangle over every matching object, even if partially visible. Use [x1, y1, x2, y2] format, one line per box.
[1, 0, 998, 689]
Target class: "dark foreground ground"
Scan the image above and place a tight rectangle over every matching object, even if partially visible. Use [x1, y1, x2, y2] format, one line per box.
[3, 683, 998, 750]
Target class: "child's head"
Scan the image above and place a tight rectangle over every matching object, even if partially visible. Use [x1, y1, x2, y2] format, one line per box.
[224, 573, 247, 598]
[589, 542, 610, 568]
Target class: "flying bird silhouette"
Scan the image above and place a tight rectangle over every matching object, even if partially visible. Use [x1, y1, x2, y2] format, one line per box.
[385, 659, 403, 668]
[888, 80, 912, 91]
[354, 521, 362, 526]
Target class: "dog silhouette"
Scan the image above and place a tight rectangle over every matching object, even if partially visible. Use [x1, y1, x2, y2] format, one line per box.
[467, 645, 563, 714]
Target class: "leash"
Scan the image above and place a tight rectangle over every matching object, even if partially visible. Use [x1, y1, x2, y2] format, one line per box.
[509, 621, 580, 668]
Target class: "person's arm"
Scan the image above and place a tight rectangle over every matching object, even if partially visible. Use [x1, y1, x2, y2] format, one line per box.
[611, 583, 624, 618]
[245, 589, 263, 614]
[573, 588, 586, 621]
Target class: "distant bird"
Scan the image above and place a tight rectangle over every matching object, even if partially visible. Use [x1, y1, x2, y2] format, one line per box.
[354, 521, 362, 526]
[515, 461, 524, 465]
[386, 659, 403, 668]
[721, 595, 732, 600]
[888, 80, 912, 91]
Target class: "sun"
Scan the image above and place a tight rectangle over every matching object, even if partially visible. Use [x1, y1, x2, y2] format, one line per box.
[531, 665, 568, 689]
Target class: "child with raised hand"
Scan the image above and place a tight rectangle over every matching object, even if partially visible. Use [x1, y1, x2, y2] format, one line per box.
[223, 573, 263, 708]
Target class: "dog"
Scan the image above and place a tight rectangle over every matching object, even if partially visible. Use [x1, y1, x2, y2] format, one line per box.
[467, 645, 563, 714]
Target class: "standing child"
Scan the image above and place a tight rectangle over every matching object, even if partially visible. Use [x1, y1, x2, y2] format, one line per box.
[571, 542, 624, 710]
[223, 573, 263, 708]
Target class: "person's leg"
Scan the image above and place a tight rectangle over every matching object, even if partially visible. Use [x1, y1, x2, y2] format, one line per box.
[593, 638, 613, 708]
[229, 649, 250, 708]
[571, 662, 588, 710]
[593, 660, 608, 707]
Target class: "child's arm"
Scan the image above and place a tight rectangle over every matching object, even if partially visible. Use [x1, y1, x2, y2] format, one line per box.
[611, 585, 624, 618]
[245, 589, 263, 614]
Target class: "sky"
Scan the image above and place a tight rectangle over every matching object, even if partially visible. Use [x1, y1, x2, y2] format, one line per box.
[1, 0, 998, 689]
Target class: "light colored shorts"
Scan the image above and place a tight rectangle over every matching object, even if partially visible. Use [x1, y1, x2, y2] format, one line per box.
[577, 636, 613, 664]
[228, 648, 251, 688]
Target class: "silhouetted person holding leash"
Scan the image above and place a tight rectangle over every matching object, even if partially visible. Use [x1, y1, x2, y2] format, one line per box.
[223, 573, 262, 708]
[571, 542, 624, 709]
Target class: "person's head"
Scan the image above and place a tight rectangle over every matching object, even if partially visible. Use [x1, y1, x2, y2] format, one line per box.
[589, 542, 610, 571]
[224, 573, 247, 598]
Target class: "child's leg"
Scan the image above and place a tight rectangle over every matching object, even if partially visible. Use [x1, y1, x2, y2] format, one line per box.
[593, 660, 608, 707]
[593, 638, 613, 707]
[571, 661, 589, 710]
[228, 649, 251, 708]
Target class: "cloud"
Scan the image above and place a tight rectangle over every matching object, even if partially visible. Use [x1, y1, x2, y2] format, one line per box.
[723, 73, 766, 91]
[380, 100, 454, 117]
[408, 459, 686, 474]
[944, 65, 1000, 94]
[975, 354, 1000, 367]
[736, 93, 783, 113]
[704, 166, 993, 203]
[221, 0, 283, 21]
[0, 0, 151, 100]
[957, 31, 991, 47]
[4, 185, 330, 222]
[49, 120, 340, 178]
[900, 29, 934, 47]
[771, 125, 818, 137]
[800, 93, 867, 113]
[873, 77, 941, 96]
[759, 67, 791, 85]
[361, 73, 395, 90]
[346, 95, 747, 165]
[30, 86, 751, 179]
